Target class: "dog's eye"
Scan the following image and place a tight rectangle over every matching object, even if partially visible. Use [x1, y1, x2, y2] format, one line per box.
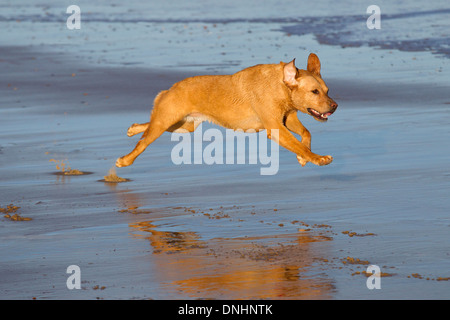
[312, 89, 319, 94]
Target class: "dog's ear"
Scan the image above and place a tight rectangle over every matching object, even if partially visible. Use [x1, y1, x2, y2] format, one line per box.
[307, 53, 321, 76]
[283, 59, 298, 88]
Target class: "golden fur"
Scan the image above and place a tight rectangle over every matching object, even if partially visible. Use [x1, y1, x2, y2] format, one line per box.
[116, 53, 338, 168]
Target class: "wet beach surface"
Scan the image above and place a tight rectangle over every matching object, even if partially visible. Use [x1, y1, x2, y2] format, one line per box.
[1, 1, 449, 299]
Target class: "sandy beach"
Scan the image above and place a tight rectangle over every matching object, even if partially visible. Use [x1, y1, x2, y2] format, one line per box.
[1, 1, 449, 300]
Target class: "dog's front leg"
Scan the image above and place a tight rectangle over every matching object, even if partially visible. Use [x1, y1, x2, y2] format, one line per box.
[284, 112, 311, 150]
[283, 113, 312, 166]
[266, 121, 332, 167]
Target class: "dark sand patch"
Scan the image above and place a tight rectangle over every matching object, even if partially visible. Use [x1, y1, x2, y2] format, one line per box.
[1, 204, 32, 221]
[1, 46, 200, 116]
[342, 230, 377, 237]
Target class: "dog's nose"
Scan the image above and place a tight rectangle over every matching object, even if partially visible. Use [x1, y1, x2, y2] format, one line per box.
[330, 102, 338, 111]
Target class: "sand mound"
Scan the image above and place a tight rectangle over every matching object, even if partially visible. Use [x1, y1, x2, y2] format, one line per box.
[49, 159, 88, 175]
[103, 167, 129, 183]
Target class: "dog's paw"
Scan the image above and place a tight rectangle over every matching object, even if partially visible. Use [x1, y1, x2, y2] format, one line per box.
[127, 123, 140, 137]
[305, 154, 333, 166]
[296, 155, 307, 167]
[316, 155, 333, 166]
[116, 156, 131, 168]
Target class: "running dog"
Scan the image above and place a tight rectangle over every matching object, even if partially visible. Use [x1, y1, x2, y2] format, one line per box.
[116, 53, 338, 168]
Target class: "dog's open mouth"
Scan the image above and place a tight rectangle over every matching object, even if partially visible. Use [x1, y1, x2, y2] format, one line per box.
[307, 108, 333, 121]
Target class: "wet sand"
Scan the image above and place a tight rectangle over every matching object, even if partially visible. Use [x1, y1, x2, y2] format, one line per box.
[1, 0, 450, 300]
[1, 44, 449, 300]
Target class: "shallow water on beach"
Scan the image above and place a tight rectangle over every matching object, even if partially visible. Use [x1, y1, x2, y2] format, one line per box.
[0, 0, 449, 299]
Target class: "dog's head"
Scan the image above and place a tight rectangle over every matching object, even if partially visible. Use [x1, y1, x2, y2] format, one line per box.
[283, 53, 338, 122]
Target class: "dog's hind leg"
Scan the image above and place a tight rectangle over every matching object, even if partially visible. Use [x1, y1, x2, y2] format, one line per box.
[118, 116, 202, 168]
[127, 118, 201, 138]
[127, 123, 149, 137]
[116, 117, 174, 167]
[116, 95, 191, 167]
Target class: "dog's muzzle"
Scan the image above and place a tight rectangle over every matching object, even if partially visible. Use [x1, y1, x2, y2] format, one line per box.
[307, 103, 338, 122]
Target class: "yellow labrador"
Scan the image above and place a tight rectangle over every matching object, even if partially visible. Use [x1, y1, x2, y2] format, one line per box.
[116, 53, 338, 168]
